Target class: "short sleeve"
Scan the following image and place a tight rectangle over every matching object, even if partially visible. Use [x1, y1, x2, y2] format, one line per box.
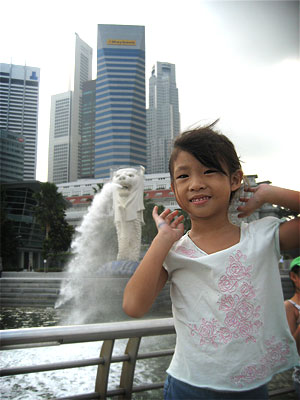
[248, 216, 284, 258]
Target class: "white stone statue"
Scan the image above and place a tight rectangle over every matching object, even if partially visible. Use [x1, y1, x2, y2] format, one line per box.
[112, 166, 145, 261]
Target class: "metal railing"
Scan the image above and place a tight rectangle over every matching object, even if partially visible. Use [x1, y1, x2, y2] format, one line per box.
[1, 318, 175, 399]
[0, 318, 296, 399]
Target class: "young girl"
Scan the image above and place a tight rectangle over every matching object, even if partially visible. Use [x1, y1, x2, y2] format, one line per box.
[285, 256, 300, 395]
[123, 121, 300, 399]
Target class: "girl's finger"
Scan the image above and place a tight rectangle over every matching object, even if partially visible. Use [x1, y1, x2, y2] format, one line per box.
[152, 206, 159, 218]
[243, 186, 257, 193]
[239, 197, 249, 203]
[171, 215, 184, 227]
[159, 208, 172, 218]
[165, 210, 178, 220]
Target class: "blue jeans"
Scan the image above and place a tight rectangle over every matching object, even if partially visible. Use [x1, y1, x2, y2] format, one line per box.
[164, 375, 269, 400]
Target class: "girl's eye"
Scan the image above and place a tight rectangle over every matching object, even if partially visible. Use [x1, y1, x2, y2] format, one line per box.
[176, 174, 188, 179]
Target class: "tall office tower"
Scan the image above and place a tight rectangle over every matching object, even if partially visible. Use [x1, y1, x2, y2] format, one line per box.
[95, 24, 146, 178]
[146, 62, 180, 174]
[48, 91, 72, 184]
[48, 34, 92, 184]
[0, 63, 40, 180]
[79, 80, 96, 179]
[70, 33, 93, 182]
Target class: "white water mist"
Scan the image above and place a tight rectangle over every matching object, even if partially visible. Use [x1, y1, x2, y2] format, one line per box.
[55, 182, 120, 324]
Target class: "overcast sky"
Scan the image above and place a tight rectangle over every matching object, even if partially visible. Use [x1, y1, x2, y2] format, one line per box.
[1, 0, 299, 190]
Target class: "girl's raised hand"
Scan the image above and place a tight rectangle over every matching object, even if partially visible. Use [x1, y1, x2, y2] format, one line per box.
[237, 184, 269, 218]
[152, 206, 185, 242]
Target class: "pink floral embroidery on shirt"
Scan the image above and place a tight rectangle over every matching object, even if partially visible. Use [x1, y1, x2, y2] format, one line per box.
[188, 250, 263, 346]
[231, 337, 290, 387]
[176, 245, 200, 258]
[189, 318, 220, 347]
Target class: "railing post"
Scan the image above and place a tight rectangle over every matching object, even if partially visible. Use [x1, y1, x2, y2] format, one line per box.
[94, 339, 115, 398]
[118, 337, 141, 399]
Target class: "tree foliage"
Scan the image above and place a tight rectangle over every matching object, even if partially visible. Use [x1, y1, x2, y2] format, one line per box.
[142, 197, 165, 244]
[34, 182, 74, 259]
[180, 209, 191, 233]
[276, 206, 299, 221]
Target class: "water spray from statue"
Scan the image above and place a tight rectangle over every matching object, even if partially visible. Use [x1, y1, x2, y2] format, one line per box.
[55, 166, 146, 324]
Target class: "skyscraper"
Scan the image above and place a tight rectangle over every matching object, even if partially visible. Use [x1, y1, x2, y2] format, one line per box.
[0, 63, 40, 180]
[146, 62, 180, 174]
[70, 33, 93, 182]
[95, 24, 146, 178]
[48, 34, 93, 184]
[79, 79, 96, 179]
[48, 91, 72, 184]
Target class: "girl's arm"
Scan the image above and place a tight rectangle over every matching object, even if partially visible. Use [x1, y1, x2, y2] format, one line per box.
[284, 300, 300, 355]
[237, 184, 300, 251]
[123, 207, 184, 318]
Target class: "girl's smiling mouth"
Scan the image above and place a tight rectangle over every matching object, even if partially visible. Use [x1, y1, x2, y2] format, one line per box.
[190, 195, 211, 204]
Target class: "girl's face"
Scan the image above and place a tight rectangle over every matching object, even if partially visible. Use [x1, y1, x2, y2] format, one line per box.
[171, 150, 242, 221]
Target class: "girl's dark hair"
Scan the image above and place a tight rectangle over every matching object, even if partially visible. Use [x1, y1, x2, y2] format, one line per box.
[290, 265, 300, 290]
[169, 120, 242, 180]
[291, 265, 300, 274]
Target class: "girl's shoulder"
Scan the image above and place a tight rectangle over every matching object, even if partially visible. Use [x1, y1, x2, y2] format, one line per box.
[285, 300, 300, 322]
[286, 299, 300, 312]
[242, 216, 283, 236]
[246, 215, 282, 227]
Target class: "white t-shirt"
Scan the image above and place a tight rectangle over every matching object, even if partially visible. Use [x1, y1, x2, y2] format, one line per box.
[163, 216, 298, 391]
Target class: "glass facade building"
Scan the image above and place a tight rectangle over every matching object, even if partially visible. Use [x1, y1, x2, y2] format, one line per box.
[1, 181, 44, 270]
[0, 63, 40, 180]
[0, 129, 24, 182]
[146, 62, 180, 174]
[95, 24, 146, 178]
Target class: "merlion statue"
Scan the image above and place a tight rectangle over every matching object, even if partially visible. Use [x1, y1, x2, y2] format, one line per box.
[112, 166, 145, 262]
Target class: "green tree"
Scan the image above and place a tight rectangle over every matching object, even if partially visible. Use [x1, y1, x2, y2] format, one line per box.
[180, 209, 191, 233]
[142, 198, 161, 244]
[276, 206, 299, 221]
[34, 182, 74, 261]
[142, 198, 165, 244]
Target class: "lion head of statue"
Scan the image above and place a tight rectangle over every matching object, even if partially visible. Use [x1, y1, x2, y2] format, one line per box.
[112, 166, 145, 222]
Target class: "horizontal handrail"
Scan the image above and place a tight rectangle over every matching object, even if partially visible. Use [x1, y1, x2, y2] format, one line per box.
[0, 317, 175, 349]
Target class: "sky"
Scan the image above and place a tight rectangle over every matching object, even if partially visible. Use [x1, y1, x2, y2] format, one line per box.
[1, 0, 299, 190]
